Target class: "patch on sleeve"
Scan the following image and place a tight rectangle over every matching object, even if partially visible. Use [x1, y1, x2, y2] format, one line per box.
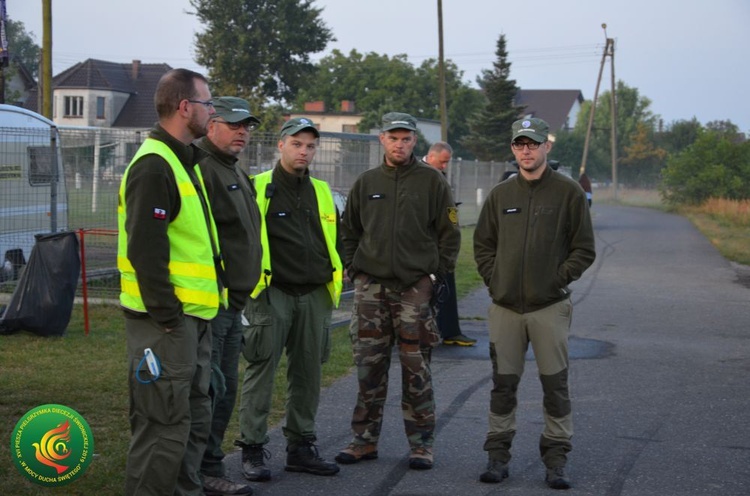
[153, 207, 167, 220]
[447, 206, 459, 225]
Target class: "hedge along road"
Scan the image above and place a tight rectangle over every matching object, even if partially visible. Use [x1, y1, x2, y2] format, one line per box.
[222, 203, 750, 496]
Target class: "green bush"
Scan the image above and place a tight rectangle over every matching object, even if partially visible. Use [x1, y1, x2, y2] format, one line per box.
[660, 131, 750, 205]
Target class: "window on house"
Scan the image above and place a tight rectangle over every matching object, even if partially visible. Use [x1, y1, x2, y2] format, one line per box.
[96, 97, 105, 119]
[64, 96, 84, 117]
[342, 124, 358, 133]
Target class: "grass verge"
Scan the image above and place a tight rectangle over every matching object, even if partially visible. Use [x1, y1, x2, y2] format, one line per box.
[0, 225, 483, 494]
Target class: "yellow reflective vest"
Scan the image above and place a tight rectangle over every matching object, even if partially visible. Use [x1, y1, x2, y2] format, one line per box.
[250, 170, 343, 307]
[118, 138, 221, 320]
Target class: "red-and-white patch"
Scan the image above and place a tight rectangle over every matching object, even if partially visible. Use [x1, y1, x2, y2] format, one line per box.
[153, 208, 167, 220]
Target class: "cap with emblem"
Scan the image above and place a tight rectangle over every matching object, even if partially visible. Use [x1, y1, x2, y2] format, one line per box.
[280, 117, 320, 138]
[212, 97, 261, 125]
[511, 118, 550, 143]
[381, 112, 418, 132]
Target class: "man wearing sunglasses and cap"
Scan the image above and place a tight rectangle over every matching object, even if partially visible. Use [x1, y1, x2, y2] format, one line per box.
[235, 117, 343, 482]
[474, 117, 595, 490]
[194, 96, 262, 496]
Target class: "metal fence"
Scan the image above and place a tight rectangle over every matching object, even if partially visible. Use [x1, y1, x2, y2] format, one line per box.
[0, 124, 514, 301]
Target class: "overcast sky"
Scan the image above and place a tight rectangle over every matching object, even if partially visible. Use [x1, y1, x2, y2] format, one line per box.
[10, 0, 750, 132]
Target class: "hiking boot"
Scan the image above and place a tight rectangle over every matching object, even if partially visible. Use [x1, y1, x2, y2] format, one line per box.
[408, 446, 433, 470]
[442, 333, 477, 346]
[545, 466, 572, 490]
[202, 475, 253, 496]
[335, 442, 378, 464]
[479, 458, 509, 483]
[285, 440, 340, 476]
[241, 444, 271, 482]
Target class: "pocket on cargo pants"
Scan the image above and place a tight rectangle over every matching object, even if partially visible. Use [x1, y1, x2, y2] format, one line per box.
[242, 311, 274, 363]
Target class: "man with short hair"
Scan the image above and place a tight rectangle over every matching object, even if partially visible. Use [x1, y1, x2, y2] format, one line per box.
[422, 141, 476, 347]
[196, 96, 262, 496]
[236, 117, 342, 481]
[474, 117, 595, 490]
[119, 68, 221, 495]
[337, 112, 461, 470]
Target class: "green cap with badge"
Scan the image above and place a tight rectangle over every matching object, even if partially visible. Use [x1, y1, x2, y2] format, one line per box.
[280, 117, 320, 138]
[511, 117, 550, 143]
[212, 97, 261, 125]
[381, 112, 418, 132]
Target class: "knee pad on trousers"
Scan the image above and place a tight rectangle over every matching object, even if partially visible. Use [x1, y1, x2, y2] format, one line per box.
[540, 369, 571, 418]
[490, 373, 520, 416]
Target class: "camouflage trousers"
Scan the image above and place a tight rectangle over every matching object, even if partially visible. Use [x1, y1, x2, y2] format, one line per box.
[347, 273, 439, 449]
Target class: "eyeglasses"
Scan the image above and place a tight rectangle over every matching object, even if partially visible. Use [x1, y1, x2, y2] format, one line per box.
[214, 119, 256, 131]
[186, 99, 214, 108]
[511, 140, 544, 150]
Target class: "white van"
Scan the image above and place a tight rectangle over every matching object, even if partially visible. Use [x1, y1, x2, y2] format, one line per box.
[0, 104, 68, 282]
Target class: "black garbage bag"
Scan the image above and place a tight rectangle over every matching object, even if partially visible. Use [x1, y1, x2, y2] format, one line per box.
[0, 231, 80, 337]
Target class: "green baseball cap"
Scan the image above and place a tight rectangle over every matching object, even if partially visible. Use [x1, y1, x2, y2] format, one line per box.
[280, 117, 320, 138]
[382, 112, 418, 132]
[212, 97, 261, 125]
[511, 118, 550, 143]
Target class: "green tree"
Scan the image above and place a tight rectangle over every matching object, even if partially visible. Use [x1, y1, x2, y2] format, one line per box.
[292, 49, 484, 158]
[660, 131, 750, 205]
[461, 34, 522, 162]
[657, 118, 703, 154]
[705, 119, 743, 142]
[620, 122, 667, 187]
[565, 81, 657, 181]
[4, 19, 40, 77]
[550, 129, 586, 178]
[190, 0, 333, 104]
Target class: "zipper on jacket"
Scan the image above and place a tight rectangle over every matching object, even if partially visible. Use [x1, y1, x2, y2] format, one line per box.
[520, 193, 534, 313]
[391, 167, 399, 275]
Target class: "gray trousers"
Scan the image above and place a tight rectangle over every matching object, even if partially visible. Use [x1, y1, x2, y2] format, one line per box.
[202, 306, 244, 476]
[238, 285, 332, 447]
[124, 315, 212, 496]
[485, 298, 573, 468]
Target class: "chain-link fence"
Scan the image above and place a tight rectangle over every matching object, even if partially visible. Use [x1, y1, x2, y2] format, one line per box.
[1, 123, 514, 302]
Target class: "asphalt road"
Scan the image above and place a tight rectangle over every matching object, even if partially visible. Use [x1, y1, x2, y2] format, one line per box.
[224, 203, 750, 496]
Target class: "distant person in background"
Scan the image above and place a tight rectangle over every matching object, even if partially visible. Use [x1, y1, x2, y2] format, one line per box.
[474, 117, 595, 490]
[578, 173, 593, 206]
[196, 96, 262, 496]
[422, 142, 476, 347]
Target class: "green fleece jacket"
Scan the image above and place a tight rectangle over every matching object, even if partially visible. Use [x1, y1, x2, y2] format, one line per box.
[473, 165, 595, 313]
[342, 155, 461, 291]
[196, 137, 262, 311]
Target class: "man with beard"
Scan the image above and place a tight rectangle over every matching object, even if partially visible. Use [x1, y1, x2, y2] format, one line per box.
[337, 112, 461, 471]
[118, 68, 223, 495]
[474, 117, 595, 490]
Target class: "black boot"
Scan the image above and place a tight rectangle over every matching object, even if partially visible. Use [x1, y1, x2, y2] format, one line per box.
[241, 444, 271, 482]
[285, 439, 340, 476]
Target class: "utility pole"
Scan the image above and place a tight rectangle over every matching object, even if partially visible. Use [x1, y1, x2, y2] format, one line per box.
[580, 24, 617, 199]
[41, 0, 52, 119]
[608, 27, 618, 201]
[437, 0, 448, 142]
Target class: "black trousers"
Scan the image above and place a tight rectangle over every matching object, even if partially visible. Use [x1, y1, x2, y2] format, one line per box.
[436, 272, 461, 339]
